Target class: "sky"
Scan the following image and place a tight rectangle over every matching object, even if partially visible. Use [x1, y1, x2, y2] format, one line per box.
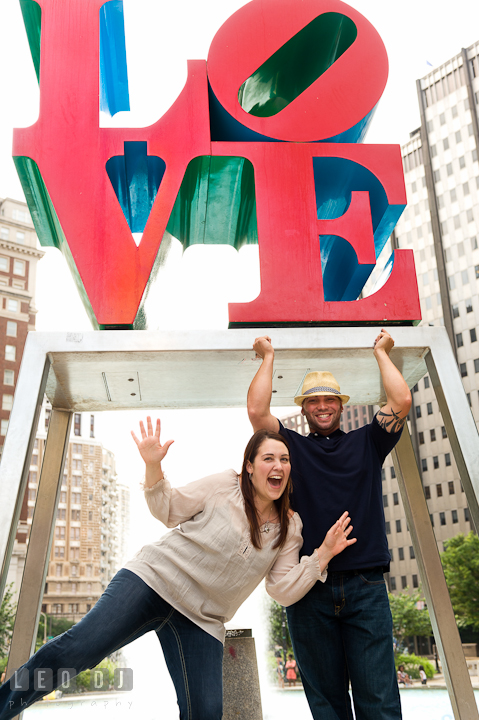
[1, 0, 479, 552]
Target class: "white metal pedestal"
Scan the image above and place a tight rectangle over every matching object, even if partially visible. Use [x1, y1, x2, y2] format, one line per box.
[0, 326, 478, 719]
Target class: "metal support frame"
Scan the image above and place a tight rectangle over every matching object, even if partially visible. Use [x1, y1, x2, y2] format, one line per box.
[425, 344, 479, 533]
[0, 342, 50, 603]
[416, 78, 457, 359]
[392, 430, 477, 719]
[6, 409, 72, 677]
[0, 326, 478, 719]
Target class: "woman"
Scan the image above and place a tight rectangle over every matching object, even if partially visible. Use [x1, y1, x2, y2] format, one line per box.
[397, 664, 412, 687]
[285, 653, 297, 687]
[0, 418, 355, 720]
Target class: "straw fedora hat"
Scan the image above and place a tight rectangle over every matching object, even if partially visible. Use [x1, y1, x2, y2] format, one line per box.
[294, 371, 350, 406]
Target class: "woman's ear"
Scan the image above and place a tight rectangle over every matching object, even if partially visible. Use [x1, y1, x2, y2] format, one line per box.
[246, 461, 253, 475]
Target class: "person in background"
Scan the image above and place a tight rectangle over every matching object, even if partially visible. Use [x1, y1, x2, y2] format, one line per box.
[418, 665, 427, 685]
[276, 655, 285, 689]
[397, 665, 412, 687]
[285, 653, 298, 687]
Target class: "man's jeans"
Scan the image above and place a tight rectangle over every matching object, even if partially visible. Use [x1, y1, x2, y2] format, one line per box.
[287, 568, 402, 720]
[0, 569, 223, 720]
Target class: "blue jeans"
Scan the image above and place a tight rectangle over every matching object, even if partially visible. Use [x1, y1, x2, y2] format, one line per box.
[287, 568, 402, 720]
[0, 569, 223, 720]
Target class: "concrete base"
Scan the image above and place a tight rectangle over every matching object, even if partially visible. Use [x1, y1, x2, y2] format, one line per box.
[223, 634, 262, 720]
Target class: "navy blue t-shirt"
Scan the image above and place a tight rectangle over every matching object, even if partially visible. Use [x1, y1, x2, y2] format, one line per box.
[279, 416, 401, 571]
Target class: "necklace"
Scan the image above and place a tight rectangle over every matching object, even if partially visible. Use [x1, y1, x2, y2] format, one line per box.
[259, 504, 275, 533]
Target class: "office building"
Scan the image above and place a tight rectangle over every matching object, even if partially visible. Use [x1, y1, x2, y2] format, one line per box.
[7, 412, 127, 622]
[383, 40, 479, 591]
[0, 197, 44, 448]
[15, 401, 129, 621]
[0, 197, 44, 595]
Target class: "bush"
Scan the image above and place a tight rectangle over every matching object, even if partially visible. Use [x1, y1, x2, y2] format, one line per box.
[36, 616, 75, 651]
[395, 653, 435, 679]
[0, 585, 16, 657]
[266, 650, 281, 684]
[60, 659, 118, 695]
[265, 599, 293, 655]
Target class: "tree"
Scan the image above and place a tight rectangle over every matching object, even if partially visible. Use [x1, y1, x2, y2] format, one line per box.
[36, 615, 75, 650]
[388, 589, 432, 651]
[266, 599, 293, 656]
[441, 532, 479, 630]
[0, 584, 17, 656]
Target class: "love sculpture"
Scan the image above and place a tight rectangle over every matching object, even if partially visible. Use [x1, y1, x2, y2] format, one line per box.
[14, 0, 421, 329]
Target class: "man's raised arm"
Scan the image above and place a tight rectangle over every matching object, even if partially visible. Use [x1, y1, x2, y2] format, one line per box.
[373, 329, 412, 434]
[247, 336, 280, 433]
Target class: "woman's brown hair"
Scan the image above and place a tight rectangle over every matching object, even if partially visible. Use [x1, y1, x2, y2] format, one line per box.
[240, 429, 292, 550]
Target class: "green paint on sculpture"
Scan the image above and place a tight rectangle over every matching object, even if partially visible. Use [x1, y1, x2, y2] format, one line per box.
[166, 156, 258, 250]
[106, 149, 258, 251]
[238, 13, 357, 118]
[19, 0, 41, 82]
[13, 156, 102, 330]
[112, 156, 258, 330]
[135, 156, 259, 329]
[15, 154, 258, 329]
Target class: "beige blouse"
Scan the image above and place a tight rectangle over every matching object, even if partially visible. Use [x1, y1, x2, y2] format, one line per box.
[124, 469, 327, 643]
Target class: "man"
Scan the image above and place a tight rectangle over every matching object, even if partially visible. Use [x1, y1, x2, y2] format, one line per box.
[247, 330, 411, 720]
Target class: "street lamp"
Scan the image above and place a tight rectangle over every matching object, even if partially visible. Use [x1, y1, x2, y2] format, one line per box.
[39, 612, 47, 645]
[281, 606, 287, 666]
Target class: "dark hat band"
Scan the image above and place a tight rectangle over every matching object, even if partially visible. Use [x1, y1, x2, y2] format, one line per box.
[303, 386, 340, 396]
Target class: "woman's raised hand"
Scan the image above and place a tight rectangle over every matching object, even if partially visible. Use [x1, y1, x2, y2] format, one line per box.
[131, 417, 174, 468]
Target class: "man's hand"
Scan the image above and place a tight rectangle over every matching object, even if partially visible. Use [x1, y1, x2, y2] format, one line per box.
[247, 336, 279, 433]
[373, 328, 412, 433]
[253, 336, 274, 360]
[373, 328, 395, 355]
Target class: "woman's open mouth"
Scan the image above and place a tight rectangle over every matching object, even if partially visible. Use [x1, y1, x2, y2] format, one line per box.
[268, 475, 282, 488]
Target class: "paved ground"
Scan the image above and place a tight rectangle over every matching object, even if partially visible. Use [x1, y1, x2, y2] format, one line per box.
[281, 672, 479, 691]
[408, 672, 479, 689]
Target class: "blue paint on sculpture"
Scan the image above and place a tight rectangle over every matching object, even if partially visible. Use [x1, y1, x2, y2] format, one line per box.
[320, 235, 375, 301]
[313, 158, 405, 301]
[321, 107, 377, 145]
[106, 142, 165, 233]
[99, 0, 130, 117]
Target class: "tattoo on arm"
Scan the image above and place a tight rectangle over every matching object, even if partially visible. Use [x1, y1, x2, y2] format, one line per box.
[377, 408, 407, 434]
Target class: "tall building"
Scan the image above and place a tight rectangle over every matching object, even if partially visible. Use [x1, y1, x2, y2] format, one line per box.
[282, 39, 479, 596]
[0, 197, 44, 447]
[0, 197, 44, 594]
[380, 40, 479, 593]
[6, 401, 130, 621]
[116, 481, 131, 568]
